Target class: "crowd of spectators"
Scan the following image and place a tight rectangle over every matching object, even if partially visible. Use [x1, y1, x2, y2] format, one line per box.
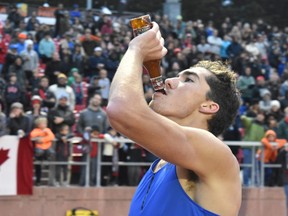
[0, 3, 288, 187]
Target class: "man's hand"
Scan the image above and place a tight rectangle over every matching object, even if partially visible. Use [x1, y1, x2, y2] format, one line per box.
[54, 116, 64, 124]
[128, 22, 167, 62]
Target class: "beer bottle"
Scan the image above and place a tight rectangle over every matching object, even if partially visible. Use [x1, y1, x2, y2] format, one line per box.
[130, 14, 166, 94]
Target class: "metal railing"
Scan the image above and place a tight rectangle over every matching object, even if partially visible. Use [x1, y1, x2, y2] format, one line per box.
[32, 138, 280, 187]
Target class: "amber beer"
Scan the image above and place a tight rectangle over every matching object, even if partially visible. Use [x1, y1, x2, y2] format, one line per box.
[130, 14, 166, 94]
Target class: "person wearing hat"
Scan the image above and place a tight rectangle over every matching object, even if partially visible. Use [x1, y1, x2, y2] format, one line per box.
[7, 102, 31, 138]
[20, 39, 39, 84]
[87, 46, 107, 78]
[47, 92, 75, 134]
[48, 73, 76, 110]
[67, 67, 79, 86]
[26, 95, 47, 129]
[16, 32, 27, 54]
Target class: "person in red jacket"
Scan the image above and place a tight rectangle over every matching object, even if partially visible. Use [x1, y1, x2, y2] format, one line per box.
[0, 33, 8, 77]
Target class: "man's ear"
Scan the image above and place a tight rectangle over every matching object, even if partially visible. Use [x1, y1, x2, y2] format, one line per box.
[199, 102, 219, 114]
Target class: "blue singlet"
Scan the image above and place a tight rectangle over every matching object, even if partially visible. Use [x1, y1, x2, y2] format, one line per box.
[129, 159, 220, 216]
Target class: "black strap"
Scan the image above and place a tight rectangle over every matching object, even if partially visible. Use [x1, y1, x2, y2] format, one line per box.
[71, 207, 96, 216]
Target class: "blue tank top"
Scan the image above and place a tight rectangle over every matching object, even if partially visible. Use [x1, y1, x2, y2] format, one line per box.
[129, 159, 219, 216]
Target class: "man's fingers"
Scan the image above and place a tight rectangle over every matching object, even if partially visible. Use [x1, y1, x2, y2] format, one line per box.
[151, 21, 159, 33]
[160, 37, 165, 46]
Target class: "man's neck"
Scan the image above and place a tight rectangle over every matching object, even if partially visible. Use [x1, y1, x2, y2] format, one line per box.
[89, 105, 100, 111]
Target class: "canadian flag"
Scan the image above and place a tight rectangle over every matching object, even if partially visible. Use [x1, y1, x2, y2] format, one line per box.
[0, 135, 33, 195]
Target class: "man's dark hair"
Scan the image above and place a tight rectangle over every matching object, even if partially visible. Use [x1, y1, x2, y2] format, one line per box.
[193, 60, 241, 136]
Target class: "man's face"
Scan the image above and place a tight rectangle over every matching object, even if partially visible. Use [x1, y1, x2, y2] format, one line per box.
[59, 97, 68, 106]
[58, 78, 67, 85]
[90, 95, 102, 107]
[149, 67, 212, 120]
[11, 107, 22, 116]
[40, 78, 49, 88]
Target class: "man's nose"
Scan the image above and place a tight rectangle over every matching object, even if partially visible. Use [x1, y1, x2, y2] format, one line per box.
[165, 77, 179, 90]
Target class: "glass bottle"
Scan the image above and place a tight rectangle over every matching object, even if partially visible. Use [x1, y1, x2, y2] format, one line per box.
[130, 14, 166, 94]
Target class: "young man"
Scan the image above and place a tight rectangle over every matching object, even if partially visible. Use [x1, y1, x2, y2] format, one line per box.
[106, 22, 241, 216]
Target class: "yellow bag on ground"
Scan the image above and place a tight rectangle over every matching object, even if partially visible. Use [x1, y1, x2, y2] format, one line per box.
[66, 207, 99, 216]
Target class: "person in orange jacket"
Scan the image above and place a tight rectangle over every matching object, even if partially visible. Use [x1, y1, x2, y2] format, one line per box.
[258, 130, 286, 186]
[30, 116, 55, 155]
[30, 116, 55, 186]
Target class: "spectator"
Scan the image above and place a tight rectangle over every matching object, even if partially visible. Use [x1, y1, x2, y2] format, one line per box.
[71, 74, 86, 109]
[48, 73, 75, 110]
[267, 100, 283, 122]
[8, 56, 26, 92]
[45, 52, 68, 85]
[87, 76, 101, 101]
[220, 35, 231, 61]
[38, 32, 56, 64]
[7, 102, 31, 137]
[72, 17, 84, 35]
[2, 44, 18, 80]
[54, 124, 72, 187]
[76, 93, 108, 136]
[32, 76, 56, 112]
[0, 33, 8, 77]
[58, 11, 71, 38]
[207, 29, 222, 56]
[30, 117, 55, 186]
[241, 112, 267, 186]
[79, 125, 102, 186]
[54, 3, 65, 38]
[88, 47, 107, 78]
[16, 32, 27, 54]
[0, 76, 6, 100]
[277, 107, 288, 141]
[257, 130, 286, 186]
[222, 120, 242, 163]
[98, 68, 110, 106]
[47, 93, 75, 134]
[69, 4, 81, 24]
[276, 144, 288, 208]
[0, 98, 6, 136]
[80, 28, 100, 57]
[196, 37, 210, 54]
[4, 73, 22, 114]
[20, 39, 39, 84]
[26, 11, 40, 32]
[250, 75, 269, 102]
[102, 127, 122, 186]
[71, 43, 85, 74]
[67, 67, 80, 86]
[237, 66, 256, 104]
[59, 32, 75, 58]
[227, 35, 244, 69]
[7, 5, 22, 29]
[26, 95, 47, 129]
[100, 16, 113, 36]
[259, 89, 273, 114]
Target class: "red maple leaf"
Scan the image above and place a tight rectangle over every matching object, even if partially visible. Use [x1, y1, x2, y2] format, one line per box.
[0, 148, 9, 166]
